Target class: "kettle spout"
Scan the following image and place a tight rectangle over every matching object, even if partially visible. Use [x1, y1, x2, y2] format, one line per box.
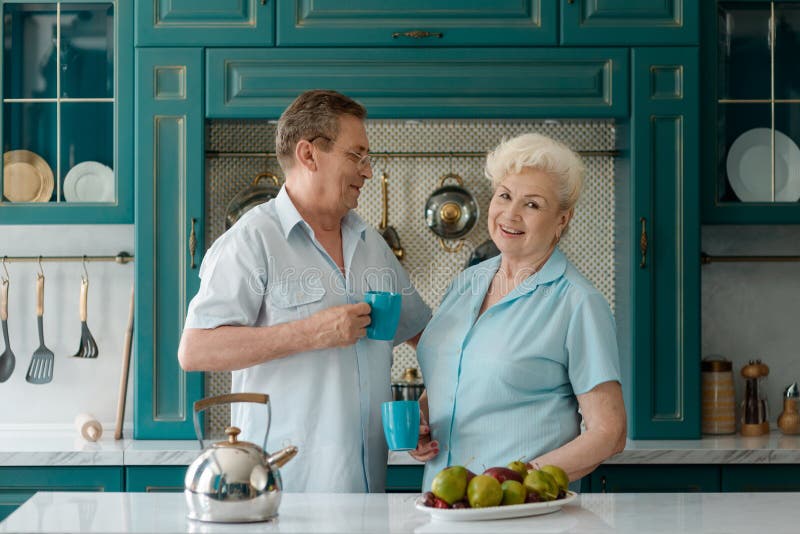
[267, 445, 298, 469]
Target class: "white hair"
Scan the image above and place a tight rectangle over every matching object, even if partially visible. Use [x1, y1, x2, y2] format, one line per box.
[484, 133, 585, 212]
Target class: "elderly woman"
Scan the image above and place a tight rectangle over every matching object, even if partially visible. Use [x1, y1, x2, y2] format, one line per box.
[411, 133, 626, 489]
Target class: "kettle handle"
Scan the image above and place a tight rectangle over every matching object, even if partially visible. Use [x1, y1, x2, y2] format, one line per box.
[192, 393, 271, 452]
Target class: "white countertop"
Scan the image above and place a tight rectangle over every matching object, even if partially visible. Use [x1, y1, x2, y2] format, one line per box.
[3, 491, 800, 533]
[3, 430, 800, 466]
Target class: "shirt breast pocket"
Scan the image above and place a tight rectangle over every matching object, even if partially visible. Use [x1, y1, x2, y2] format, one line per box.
[268, 278, 326, 325]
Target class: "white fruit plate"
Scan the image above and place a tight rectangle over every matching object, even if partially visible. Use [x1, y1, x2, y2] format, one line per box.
[415, 491, 577, 521]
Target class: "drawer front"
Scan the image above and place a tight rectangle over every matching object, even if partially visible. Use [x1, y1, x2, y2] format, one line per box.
[125, 466, 187, 493]
[590, 465, 720, 493]
[277, 0, 556, 47]
[0, 467, 123, 519]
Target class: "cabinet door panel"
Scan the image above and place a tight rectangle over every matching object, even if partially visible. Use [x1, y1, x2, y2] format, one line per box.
[135, 48, 204, 438]
[206, 48, 628, 119]
[630, 48, 700, 439]
[136, 0, 274, 46]
[277, 0, 556, 46]
[562, 0, 698, 46]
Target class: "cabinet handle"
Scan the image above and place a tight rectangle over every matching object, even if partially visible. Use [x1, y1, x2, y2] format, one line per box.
[391, 31, 444, 40]
[189, 218, 197, 269]
[601, 475, 607, 493]
[260, 0, 267, 5]
[639, 217, 648, 269]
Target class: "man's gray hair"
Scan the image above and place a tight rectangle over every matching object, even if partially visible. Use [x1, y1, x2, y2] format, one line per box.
[275, 89, 367, 171]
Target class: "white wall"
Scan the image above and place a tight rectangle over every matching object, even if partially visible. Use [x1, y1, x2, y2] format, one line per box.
[0, 225, 134, 434]
[702, 225, 800, 428]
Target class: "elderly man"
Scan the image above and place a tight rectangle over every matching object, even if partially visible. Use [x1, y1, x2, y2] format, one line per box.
[178, 90, 430, 492]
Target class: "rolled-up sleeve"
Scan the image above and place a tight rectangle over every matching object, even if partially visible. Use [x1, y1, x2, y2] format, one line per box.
[184, 229, 267, 329]
[565, 292, 621, 395]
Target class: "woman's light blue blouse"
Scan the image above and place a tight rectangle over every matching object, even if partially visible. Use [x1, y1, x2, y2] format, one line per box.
[417, 249, 620, 490]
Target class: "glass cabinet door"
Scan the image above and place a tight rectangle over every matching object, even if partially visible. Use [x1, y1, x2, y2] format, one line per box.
[0, 1, 128, 223]
[717, 2, 800, 206]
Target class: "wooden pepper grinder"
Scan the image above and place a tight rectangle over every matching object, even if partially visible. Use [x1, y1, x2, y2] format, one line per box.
[740, 360, 770, 436]
[778, 382, 800, 435]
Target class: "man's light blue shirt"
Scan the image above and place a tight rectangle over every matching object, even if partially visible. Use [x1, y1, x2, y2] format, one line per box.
[417, 249, 620, 490]
[184, 186, 431, 493]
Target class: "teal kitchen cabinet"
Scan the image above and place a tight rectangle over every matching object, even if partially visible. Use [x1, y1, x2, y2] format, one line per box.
[135, 0, 274, 47]
[276, 1, 557, 47]
[721, 465, 800, 492]
[125, 466, 186, 492]
[386, 466, 424, 493]
[561, 0, 698, 46]
[135, 47, 204, 438]
[630, 47, 700, 439]
[589, 465, 720, 493]
[0, 466, 122, 520]
[205, 48, 628, 119]
[701, 1, 800, 224]
[0, 0, 133, 224]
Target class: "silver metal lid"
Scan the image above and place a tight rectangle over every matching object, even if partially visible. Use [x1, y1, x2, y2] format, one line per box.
[785, 382, 799, 398]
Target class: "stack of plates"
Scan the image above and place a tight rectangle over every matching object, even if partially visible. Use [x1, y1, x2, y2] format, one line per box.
[2, 150, 54, 202]
[726, 128, 800, 202]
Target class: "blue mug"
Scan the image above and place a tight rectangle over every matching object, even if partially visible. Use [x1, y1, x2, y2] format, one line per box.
[381, 400, 420, 451]
[364, 291, 402, 341]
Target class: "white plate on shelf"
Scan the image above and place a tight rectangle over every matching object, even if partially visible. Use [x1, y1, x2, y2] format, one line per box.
[726, 128, 800, 202]
[63, 161, 114, 202]
[414, 491, 577, 522]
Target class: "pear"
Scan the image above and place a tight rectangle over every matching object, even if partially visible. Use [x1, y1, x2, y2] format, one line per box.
[431, 466, 468, 505]
[500, 480, 526, 506]
[523, 470, 559, 501]
[539, 464, 569, 494]
[506, 460, 529, 478]
[467, 475, 503, 508]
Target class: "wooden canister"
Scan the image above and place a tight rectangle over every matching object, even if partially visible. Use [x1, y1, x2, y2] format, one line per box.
[701, 358, 736, 434]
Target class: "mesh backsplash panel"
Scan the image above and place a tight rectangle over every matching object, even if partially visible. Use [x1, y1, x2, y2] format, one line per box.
[203, 119, 616, 437]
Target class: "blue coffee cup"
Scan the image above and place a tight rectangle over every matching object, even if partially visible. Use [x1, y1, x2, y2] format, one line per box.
[381, 400, 420, 451]
[364, 291, 402, 341]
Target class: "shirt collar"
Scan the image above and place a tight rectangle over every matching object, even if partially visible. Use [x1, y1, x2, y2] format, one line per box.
[467, 247, 566, 299]
[274, 185, 367, 240]
[515, 247, 567, 295]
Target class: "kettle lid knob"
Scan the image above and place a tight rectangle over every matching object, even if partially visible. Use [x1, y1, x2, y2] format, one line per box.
[225, 426, 241, 444]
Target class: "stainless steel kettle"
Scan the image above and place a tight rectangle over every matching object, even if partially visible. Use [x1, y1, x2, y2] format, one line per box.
[184, 393, 298, 523]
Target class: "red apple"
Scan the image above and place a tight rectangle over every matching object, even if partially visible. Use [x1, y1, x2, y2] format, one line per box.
[482, 466, 524, 485]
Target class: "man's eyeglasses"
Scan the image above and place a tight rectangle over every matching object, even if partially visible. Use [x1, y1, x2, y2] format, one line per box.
[309, 135, 372, 170]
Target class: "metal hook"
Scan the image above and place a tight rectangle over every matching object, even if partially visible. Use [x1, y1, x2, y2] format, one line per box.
[81, 255, 89, 282]
[37, 256, 44, 277]
[1, 256, 8, 283]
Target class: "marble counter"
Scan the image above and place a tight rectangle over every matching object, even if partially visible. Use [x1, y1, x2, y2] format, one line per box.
[3, 430, 800, 467]
[3, 491, 800, 533]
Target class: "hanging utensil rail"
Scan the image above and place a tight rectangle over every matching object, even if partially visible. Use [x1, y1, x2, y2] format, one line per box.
[1, 252, 134, 264]
[206, 149, 619, 159]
